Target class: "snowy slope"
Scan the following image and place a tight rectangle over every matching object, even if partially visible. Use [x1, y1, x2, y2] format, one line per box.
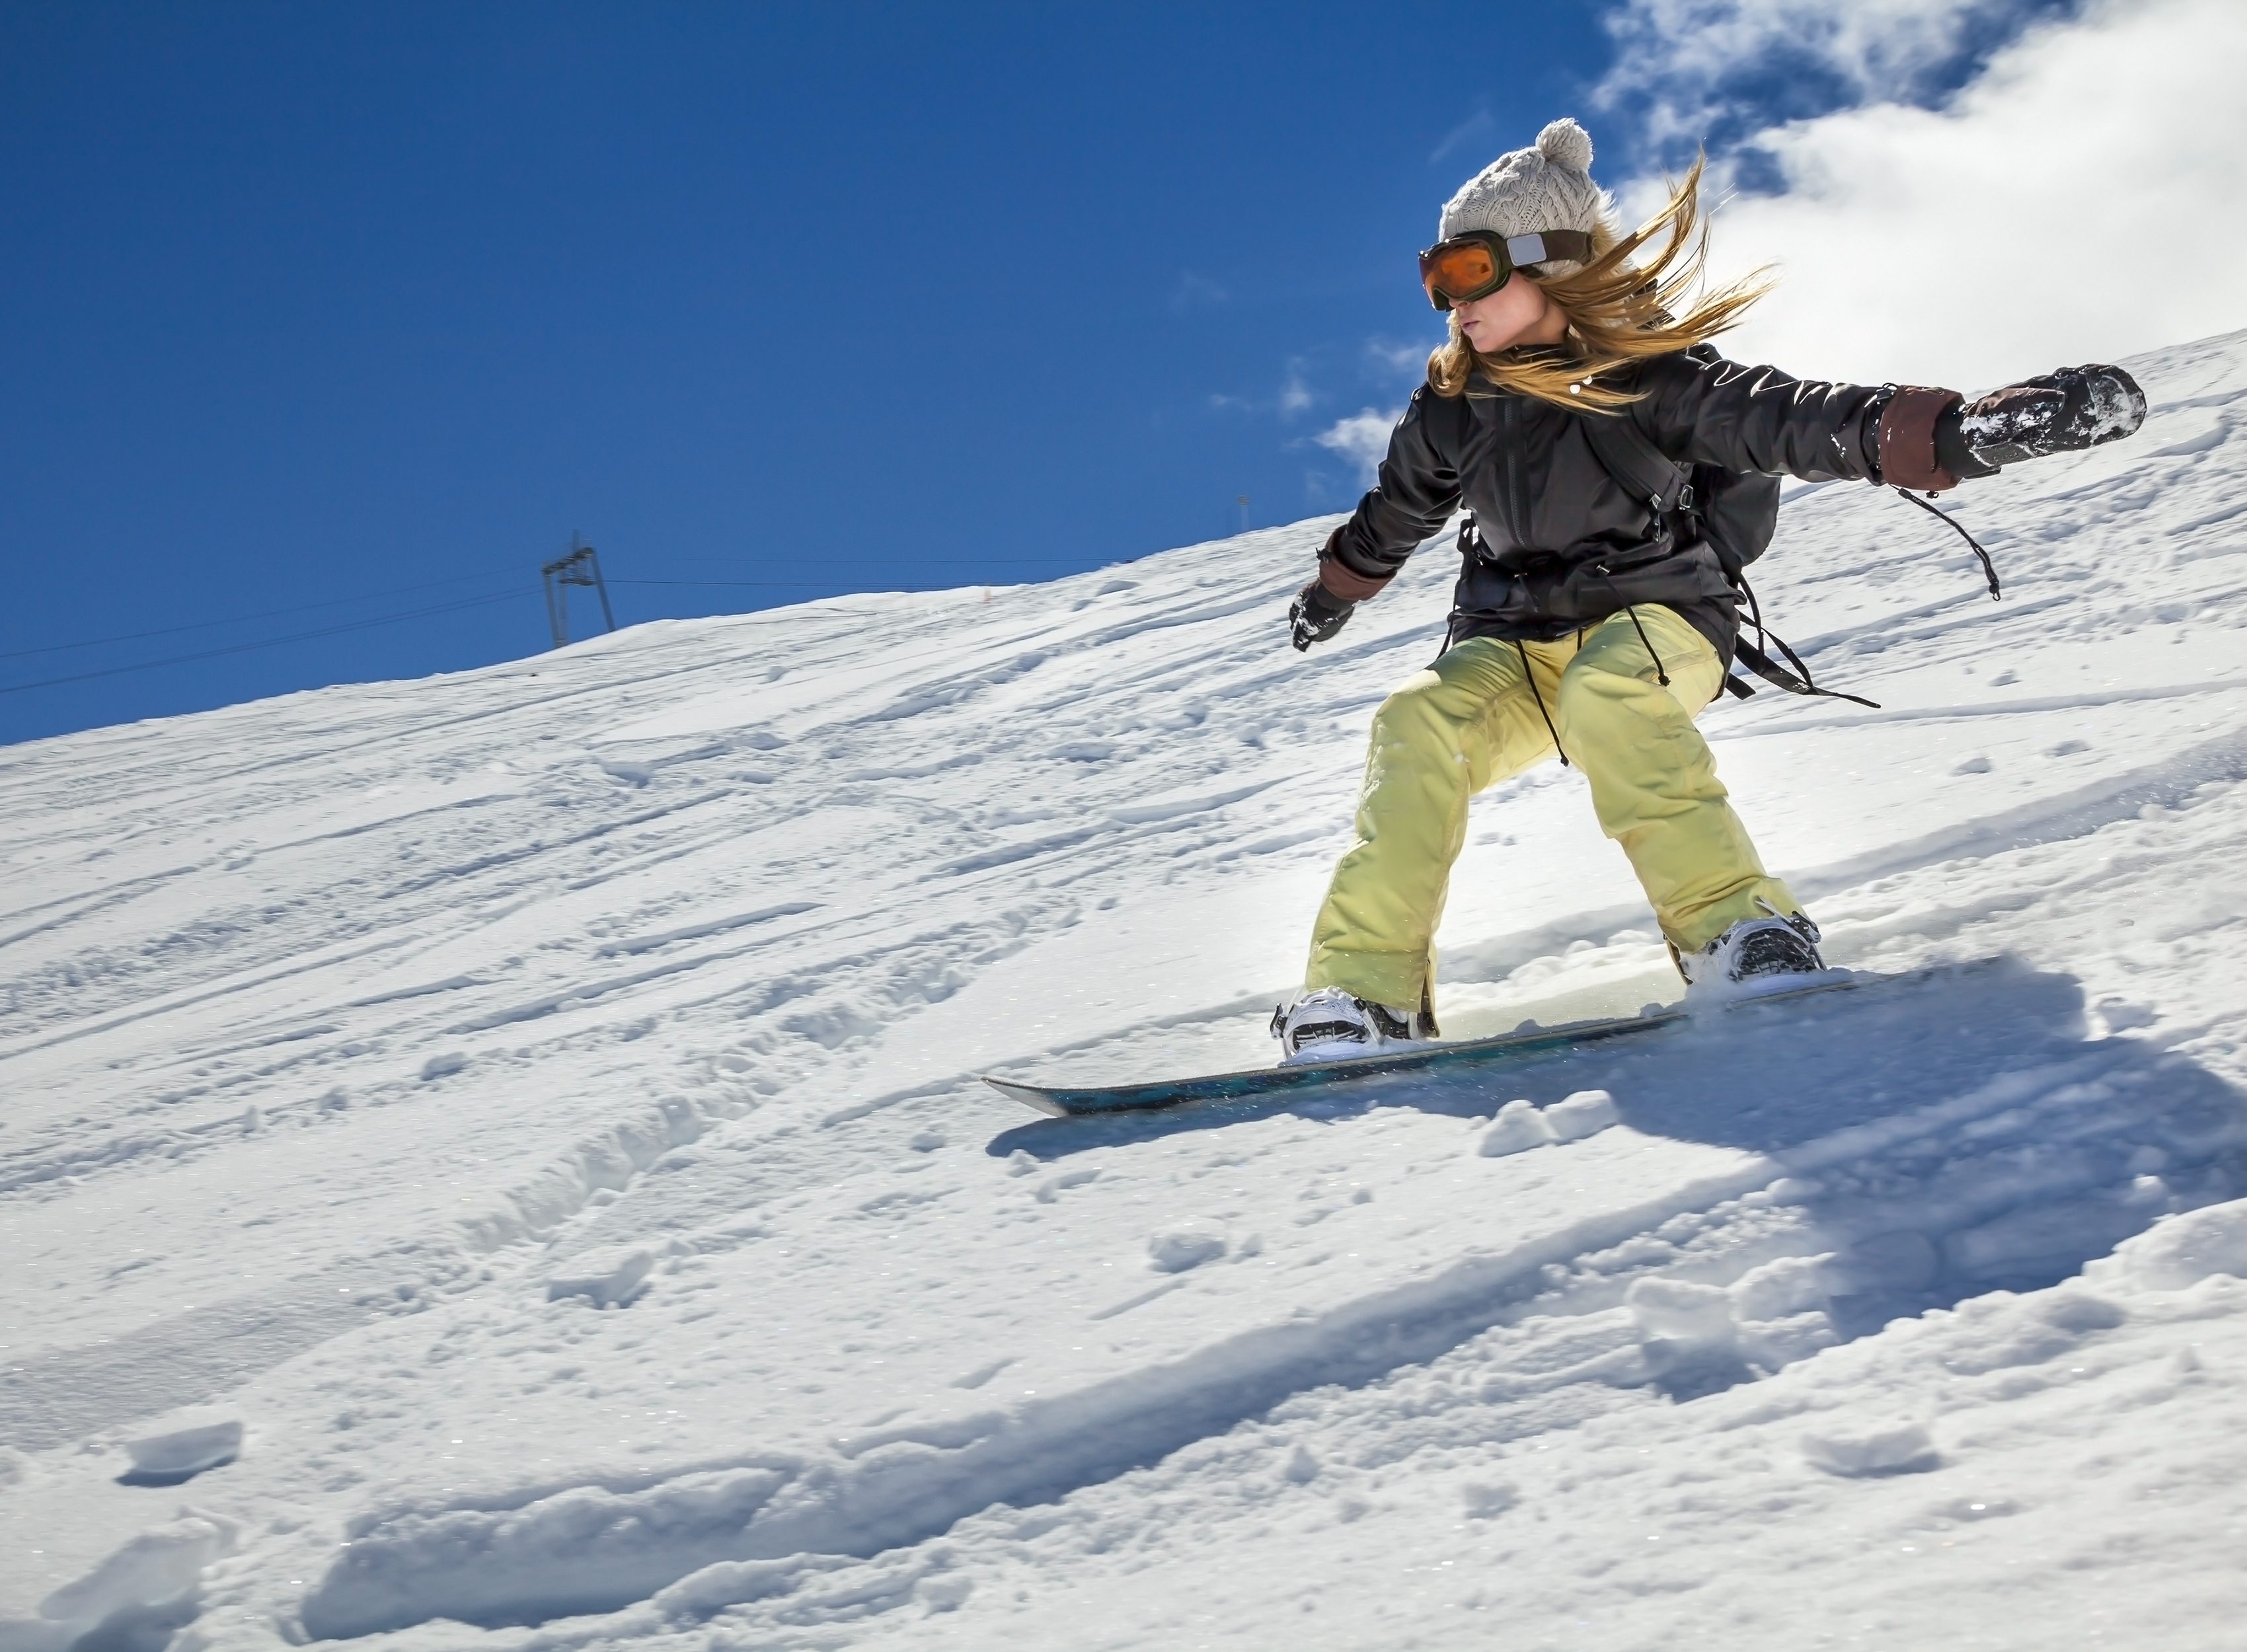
[5, 331, 2247, 1651]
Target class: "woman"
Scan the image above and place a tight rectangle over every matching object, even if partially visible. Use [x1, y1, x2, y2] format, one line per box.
[1272, 118, 2144, 1061]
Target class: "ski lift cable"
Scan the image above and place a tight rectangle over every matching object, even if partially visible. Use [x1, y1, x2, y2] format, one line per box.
[7, 557, 1133, 663]
[0, 590, 533, 697]
[0, 570, 529, 663]
[5, 548, 1202, 698]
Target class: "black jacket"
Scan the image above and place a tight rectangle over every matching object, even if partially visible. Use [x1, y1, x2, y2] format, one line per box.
[1324, 350, 1889, 661]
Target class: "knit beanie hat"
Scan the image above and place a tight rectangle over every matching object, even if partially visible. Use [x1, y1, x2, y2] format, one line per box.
[1437, 118, 1611, 277]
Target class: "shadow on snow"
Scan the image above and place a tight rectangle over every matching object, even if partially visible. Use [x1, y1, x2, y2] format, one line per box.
[992, 955, 2247, 1362]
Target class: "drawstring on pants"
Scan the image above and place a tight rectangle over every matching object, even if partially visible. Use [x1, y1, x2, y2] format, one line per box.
[1621, 604, 1669, 687]
[1591, 564, 1670, 688]
[1515, 640, 1570, 768]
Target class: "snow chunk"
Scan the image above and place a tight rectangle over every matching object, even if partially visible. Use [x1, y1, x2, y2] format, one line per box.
[1147, 1222, 1227, 1273]
[1478, 1099, 1553, 1156]
[2117, 1199, 2247, 1290]
[918, 1573, 974, 1612]
[305, 1468, 790, 1637]
[2096, 997, 2158, 1032]
[1627, 1277, 1735, 1345]
[420, 1051, 469, 1081]
[546, 1244, 656, 1306]
[950, 1355, 1015, 1390]
[1729, 1254, 1832, 1323]
[37, 1512, 239, 1625]
[1036, 1167, 1101, 1203]
[1801, 1418, 1939, 1477]
[1544, 1088, 1619, 1141]
[1737, 1310, 1841, 1371]
[1461, 1479, 1520, 1518]
[649, 1555, 835, 1619]
[122, 1409, 243, 1480]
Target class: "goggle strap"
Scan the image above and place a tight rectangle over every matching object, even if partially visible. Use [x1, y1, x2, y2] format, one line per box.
[1502, 230, 1593, 268]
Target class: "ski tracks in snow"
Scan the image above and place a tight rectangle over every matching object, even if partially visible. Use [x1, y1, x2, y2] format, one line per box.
[6, 332, 2247, 1651]
[262, 958, 2247, 1645]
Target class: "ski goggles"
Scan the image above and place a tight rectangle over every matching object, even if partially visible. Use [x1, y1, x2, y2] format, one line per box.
[1418, 229, 1594, 310]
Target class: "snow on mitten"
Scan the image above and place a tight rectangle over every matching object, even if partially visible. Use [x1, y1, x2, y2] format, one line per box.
[1952, 364, 2147, 469]
[1289, 580, 1354, 652]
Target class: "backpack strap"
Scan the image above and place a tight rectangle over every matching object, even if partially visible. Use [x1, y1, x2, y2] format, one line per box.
[1732, 637, 1880, 709]
[1732, 575, 1882, 710]
[1577, 409, 1693, 525]
[1577, 408, 1883, 712]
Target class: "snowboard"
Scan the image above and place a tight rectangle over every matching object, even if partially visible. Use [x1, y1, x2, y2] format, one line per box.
[984, 975, 1859, 1118]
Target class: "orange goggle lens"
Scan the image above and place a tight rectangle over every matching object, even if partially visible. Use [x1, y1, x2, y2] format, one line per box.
[1418, 238, 1509, 309]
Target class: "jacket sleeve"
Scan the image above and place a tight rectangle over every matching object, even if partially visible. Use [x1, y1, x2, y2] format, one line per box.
[1317, 384, 1465, 601]
[1629, 351, 1888, 484]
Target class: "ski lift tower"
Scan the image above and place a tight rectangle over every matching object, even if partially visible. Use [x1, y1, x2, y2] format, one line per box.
[541, 534, 616, 648]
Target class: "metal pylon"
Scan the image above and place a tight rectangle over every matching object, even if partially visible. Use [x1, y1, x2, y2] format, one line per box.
[541, 535, 615, 648]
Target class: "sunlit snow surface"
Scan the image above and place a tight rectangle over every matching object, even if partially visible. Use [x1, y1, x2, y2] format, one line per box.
[7, 332, 2247, 1650]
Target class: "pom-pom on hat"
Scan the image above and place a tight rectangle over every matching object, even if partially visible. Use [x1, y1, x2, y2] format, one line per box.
[1437, 118, 1611, 276]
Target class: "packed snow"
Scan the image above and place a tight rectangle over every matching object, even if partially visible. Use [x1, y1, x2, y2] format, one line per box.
[6, 330, 2247, 1650]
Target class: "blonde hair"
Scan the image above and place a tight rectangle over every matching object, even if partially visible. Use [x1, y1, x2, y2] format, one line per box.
[1426, 157, 1771, 412]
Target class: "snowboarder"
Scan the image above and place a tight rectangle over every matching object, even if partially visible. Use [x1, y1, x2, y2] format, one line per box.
[1274, 117, 2145, 1062]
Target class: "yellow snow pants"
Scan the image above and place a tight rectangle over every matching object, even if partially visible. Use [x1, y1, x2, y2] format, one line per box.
[1305, 605, 1800, 1011]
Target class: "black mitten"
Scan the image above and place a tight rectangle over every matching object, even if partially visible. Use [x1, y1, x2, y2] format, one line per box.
[1288, 580, 1354, 652]
[1944, 364, 2147, 472]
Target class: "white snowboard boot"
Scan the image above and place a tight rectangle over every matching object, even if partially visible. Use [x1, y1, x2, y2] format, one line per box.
[1677, 907, 1825, 992]
[1270, 987, 1437, 1063]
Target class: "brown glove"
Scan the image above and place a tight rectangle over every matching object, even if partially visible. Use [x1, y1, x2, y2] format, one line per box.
[1878, 385, 1967, 491]
[1881, 365, 2149, 492]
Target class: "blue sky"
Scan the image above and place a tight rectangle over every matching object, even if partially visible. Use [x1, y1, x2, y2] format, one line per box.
[0, 0, 2132, 745]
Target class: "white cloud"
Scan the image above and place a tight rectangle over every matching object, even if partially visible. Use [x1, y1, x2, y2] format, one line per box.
[1430, 108, 1497, 167]
[1603, 0, 2247, 389]
[1170, 272, 1227, 311]
[1314, 408, 1400, 484]
[1365, 337, 1439, 377]
[1596, 0, 2057, 147]
[1214, 361, 1321, 422]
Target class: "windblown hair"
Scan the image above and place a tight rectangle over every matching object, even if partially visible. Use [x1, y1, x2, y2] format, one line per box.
[1426, 157, 1771, 412]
